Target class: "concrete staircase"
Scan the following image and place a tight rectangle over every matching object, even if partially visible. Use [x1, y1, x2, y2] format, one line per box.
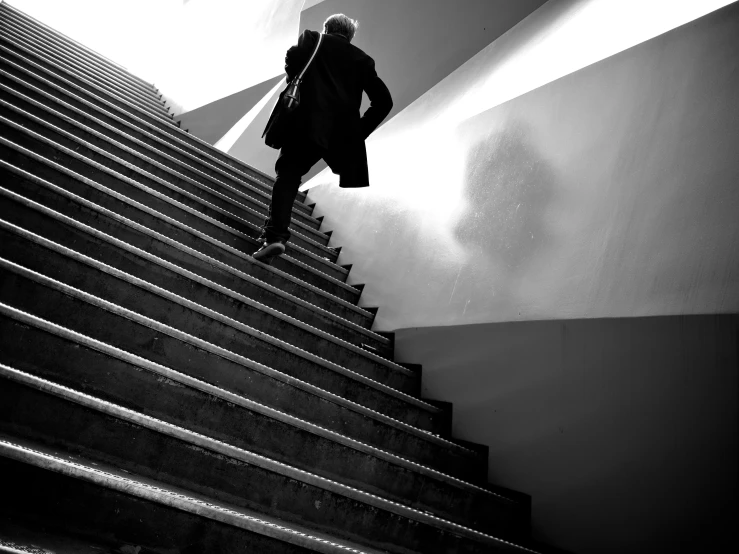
[0, 3, 570, 553]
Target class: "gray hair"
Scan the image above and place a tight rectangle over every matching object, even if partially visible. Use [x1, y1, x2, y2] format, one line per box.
[323, 13, 358, 41]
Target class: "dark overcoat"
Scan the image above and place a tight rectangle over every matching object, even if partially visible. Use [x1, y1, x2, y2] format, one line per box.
[271, 29, 393, 188]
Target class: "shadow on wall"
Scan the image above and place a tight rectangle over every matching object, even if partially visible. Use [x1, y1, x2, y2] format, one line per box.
[453, 118, 559, 308]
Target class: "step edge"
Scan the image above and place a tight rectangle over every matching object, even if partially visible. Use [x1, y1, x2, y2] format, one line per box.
[0, 251, 418, 409]
[0, 319, 506, 500]
[0, 300, 466, 455]
[0, 40, 275, 194]
[0, 172, 369, 323]
[0, 136, 358, 297]
[0, 366, 535, 549]
[0, 438, 384, 554]
[0, 76, 317, 227]
[0, 213, 387, 348]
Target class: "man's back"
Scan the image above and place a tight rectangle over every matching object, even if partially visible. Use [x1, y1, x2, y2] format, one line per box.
[285, 29, 392, 149]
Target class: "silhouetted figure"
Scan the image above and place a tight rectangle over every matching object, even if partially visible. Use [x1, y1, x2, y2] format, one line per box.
[253, 13, 393, 264]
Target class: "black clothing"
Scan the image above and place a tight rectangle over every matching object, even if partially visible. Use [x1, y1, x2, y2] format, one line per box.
[260, 29, 392, 244]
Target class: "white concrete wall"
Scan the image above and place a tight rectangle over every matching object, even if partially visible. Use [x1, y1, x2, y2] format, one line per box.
[306, 0, 739, 331]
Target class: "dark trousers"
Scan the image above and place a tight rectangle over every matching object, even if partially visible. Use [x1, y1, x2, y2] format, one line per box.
[260, 137, 326, 244]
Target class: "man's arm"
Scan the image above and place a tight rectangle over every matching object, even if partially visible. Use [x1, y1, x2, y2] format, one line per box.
[284, 30, 316, 81]
[360, 59, 393, 139]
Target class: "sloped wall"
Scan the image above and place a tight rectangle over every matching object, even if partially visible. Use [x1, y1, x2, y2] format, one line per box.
[306, 0, 739, 330]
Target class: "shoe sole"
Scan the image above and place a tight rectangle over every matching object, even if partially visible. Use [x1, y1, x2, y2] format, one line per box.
[252, 243, 286, 264]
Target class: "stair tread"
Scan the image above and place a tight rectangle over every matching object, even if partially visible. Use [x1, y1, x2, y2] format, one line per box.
[0, 436, 392, 554]
[0, 77, 321, 236]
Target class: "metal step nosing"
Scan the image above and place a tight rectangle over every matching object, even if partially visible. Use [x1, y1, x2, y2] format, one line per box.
[0, 79, 314, 221]
[0, 41, 275, 190]
[0, 138, 356, 297]
[0, 2, 150, 82]
[0, 69, 318, 234]
[0, 439, 383, 554]
[0, 17, 159, 105]
[0, 161, 364, 326]
[0, 306, 498, 498]
[0, 214, 386, 348]
[0, 12, 158, 97]
[0, 101, 338, 266]
[0, 256, 426, 413]
[0, 365, 527, 550]
[0, 29, 171, 121]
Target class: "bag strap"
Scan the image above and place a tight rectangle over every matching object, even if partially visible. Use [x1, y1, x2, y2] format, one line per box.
[295, 32, 323, 83]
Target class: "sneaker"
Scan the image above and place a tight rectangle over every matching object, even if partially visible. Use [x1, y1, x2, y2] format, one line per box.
[252, 240, 286, 264]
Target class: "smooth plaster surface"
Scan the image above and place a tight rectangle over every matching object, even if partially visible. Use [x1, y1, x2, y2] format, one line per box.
[306, 0, 739, 330]
[396, 314, 738, 553]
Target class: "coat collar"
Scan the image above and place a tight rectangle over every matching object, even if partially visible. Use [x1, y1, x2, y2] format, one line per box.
[327, 32, 349, 41]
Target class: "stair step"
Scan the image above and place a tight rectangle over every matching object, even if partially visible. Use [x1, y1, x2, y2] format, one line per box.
[0, 439, 388, 554]
[0, 32, 171, 124]
[0, 142, 358, 301]
[0, 1, 156, 91]
[0, 257, 454, 437]
[0, 375, 536, 553]
[0, 94, 333, 266]
[0, 61, 313, 219]
[0, 21, 167, 118]
[0, 304, 477, 475]
[0, 183, 370, 334]
[0, 11, 164, 107]
[0, 38, 298, 202]
[0, 340, 526, 536]
[0, 70, 318, 230]
[0, 218, 395, 373]
[0, 6, 159, 102]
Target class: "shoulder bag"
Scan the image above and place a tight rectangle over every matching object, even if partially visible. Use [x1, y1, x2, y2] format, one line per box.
[263, 32, 324, 149]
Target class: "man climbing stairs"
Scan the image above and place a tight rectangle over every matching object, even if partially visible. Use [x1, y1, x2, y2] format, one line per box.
[0, 2, 571, 553]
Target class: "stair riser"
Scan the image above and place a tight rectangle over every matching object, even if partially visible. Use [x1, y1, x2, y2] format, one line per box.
[0, 236, 412, 393]
[0, 40, 307, 206]
[0, 101, 333, 261]
[0, 65, 309, 223]
[0, 32, 171, 122]
[0, 270, 433, 439]
[0, 186, 368, 329]
[0, 149, 355, 300]
[0, 456, 316, 554]
[0, 8, 158, 99]
[0, 226, 393, 370]
[0, 4, 155, 91]
[0, 329, 518, 534]
[0, 382, 510, 554]
[0, 87, 317, 243]
[0, 316, 464, 475]
[0, 26, 307, 198]
[0, 58, 317, 226]
[0, 17, 167, 113]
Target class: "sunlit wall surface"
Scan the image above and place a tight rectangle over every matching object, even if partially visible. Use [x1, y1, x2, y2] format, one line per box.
[306, 0, 739, 331]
